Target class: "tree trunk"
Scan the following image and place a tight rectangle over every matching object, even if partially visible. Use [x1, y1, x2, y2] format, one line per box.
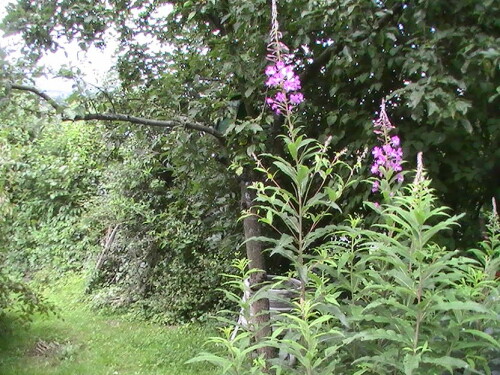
[240, 179, 275, 363]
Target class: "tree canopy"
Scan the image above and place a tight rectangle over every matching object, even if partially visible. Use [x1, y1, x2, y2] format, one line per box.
[2, 0, 499, 243]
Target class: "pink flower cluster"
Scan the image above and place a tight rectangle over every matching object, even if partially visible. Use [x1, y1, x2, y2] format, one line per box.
[265, 61, 304, 115]
[371, 101, 403, 192]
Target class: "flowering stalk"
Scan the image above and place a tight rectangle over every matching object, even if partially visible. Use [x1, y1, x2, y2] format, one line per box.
[370, 99, 403, 192]
[265, 0, 304, 118]
[262, 0, 310, 307]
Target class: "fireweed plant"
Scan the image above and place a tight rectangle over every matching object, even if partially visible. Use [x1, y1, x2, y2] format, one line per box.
[264, 0, 304, 118]
[370, 99, 404, 199]
[190, 1, 500, 374]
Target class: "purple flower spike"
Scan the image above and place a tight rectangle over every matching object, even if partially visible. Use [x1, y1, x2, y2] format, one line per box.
[264, 0, 305, 115]
[264, 62, 304, 114]
[275, 91, 287, 103]
[371, 100, 404, 187]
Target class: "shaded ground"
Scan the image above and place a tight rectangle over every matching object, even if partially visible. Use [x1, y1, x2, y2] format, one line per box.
[0, 274, 216, 375]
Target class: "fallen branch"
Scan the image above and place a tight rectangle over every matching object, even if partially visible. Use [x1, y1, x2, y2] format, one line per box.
[94, 224, 121, 274]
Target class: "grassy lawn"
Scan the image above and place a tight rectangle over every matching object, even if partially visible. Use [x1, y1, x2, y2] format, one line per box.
[0, 273, 217, 375]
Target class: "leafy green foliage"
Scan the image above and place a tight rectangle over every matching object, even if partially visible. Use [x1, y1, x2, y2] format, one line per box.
[1, 107, 104, 272]
[197, 126, 499, 374]
[252, 126, 356, 287]
[83, 128, 242, 323]
[0, 98, 241, 324]
[2, 0, 498, 245]
[0, 102, 70, 325]
[335, 178, 499, 374]
[188, 259, 271, 375]
[0, 268, 54, 326]
[1, 0, 499, 360]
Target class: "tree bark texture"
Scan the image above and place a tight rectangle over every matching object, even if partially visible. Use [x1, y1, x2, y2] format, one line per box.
[240, 179, 276, 363]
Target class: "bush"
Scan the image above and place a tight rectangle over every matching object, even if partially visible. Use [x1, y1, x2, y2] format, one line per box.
[0, 265, 54, 326]
[84, 129, 241, 323]
[1, 113, 104, 274]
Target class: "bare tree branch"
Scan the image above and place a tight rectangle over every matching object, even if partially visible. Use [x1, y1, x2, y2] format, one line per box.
[10, 83, 225, 140]
[11, 84, 64, 112]
[70, 113, 224, 138]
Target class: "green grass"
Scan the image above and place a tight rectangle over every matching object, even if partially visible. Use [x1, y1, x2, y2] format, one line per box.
[0, 273, 217, 375]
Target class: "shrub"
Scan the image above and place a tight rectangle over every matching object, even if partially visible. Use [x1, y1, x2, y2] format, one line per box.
[84, 130, 241, 323]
